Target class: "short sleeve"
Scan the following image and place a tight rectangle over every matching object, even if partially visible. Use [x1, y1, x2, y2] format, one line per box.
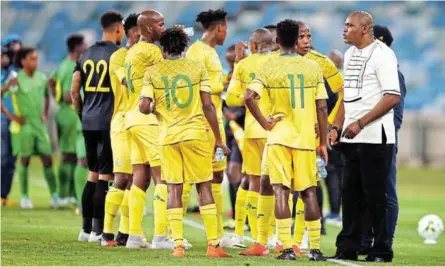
[248, 70, 266, 98]
[147, 46, 164, 66]
[323, 58, 344, 93]
[376, 49, 400, 95]
[315, 70, 328, 100]
[227, 63, 244, 97]
[140, 70, 154, 100]
[200, 65, 211, 93]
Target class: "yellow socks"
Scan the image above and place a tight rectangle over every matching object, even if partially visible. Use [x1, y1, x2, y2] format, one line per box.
[119, 189, 130, 234]
[182, 183, 192, 215]
[200, 203, 218, 246]
[257, 195, 274, 245]
[154, 184, 168, 236]
[129, 185, 146, 236]
[276, 218, 294, 249]
[211, 183, 224, 238]
[234, 187, 248, 236]
[246, 190, 259, 240]
[306, 219, 321, 250]
[167, 208, 184, 247]
[293, 197, 305, 245]
[104, 187, 125, 234]
[268, 196, 276, 239]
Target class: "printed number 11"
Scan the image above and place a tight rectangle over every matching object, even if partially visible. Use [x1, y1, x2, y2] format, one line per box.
[287, 74, 304, 109]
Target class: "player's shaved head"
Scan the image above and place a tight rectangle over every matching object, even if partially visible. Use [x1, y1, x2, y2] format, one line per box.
[250, 28, 272, 46]
[350, 11, 373, 27]
[138, 9, 165, 42]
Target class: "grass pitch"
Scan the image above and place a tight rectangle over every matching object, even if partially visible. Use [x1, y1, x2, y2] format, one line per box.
[1, 158, 444, 266]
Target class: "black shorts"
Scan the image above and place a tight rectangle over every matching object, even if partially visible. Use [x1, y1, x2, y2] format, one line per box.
[83, 130, 113, 175]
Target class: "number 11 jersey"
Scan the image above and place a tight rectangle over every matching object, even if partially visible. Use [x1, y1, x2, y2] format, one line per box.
[141, 57, 211, 145]
[248, 54, 328, 150]
[76, 41, 119, 131]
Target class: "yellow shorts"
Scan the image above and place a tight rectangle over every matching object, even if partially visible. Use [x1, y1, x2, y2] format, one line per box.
[261, 145, 269, 176]
[243, 138, 266, 176]
[127, 125, 160, 167]
[206, 122, 226, 172]
[110, 130, 132, 174]
[161, 139, 212, 184]
[267, 145, 317, 191]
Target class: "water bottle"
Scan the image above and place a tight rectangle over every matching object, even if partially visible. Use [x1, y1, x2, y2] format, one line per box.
[184, 27, 194, 37]
[316, 155, 328, 179]
[215, 147, 224, 162]
[7, 71, 18, 92]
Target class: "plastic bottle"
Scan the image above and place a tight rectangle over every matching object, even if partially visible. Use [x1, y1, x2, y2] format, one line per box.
[316, 155, 328, 179]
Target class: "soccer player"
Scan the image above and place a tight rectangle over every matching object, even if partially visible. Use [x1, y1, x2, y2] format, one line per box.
[244, 19, 328, 261]
[139, 27, 232, 258]
[101, 13, 140, 247]
[264, 25, 279, 52]
[124, 9, 171, 249]
[226, 28, 273, 248]
[185, 8, 231, 246]
[71, 11, 124, 242]
[1, 47, 59, 209]
[48, 34, 87, 207]
[292, 21, 344, 245]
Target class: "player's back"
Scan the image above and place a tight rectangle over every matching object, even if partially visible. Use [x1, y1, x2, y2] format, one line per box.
[109, 47, 129, 132]
[252, 54, 327, 150]
[77, 41, 119, 131]
[229, 52, 271, 139]
[125, 41, 163, 128]
[186, 41, 224, 120]
[142, 58, 210, 145]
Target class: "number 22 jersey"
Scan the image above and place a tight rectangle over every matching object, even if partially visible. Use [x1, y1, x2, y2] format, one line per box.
[75, 41, 119, 131]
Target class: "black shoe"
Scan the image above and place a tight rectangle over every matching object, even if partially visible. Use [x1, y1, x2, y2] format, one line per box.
[321, 226, 327, 235]
[115, 232, 129, 246]
[365, 255, 392, 263]
[327, 252, 358, 261]
[102, 233, 114, 241]
[276, 248, 297, 260]
[309, 249, 326, 261]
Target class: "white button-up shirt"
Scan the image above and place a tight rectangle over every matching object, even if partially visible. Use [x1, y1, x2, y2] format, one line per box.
[341, 40, 400, 144]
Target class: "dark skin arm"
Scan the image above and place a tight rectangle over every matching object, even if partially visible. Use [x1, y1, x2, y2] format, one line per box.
[200, 91, 230, 155]
[244, 89, 281, 131]
[328, 101, 344, 146]
[42, 96, 49, 123]
[70, 71, 82, 117]
[342, 94, 400, 139]
[48, 78, 56, 97]
[316, 99, 329, 164]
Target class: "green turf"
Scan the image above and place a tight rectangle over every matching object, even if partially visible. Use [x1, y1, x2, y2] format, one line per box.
[1, 157, 445, 266]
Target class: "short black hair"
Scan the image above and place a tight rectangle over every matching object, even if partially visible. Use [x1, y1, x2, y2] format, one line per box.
[124, 13, 139, 36]
[264, 24, 277, 31]
[373, 25, 393, 47]
[160, 27, 189, 55]
[227, 44, 235, 52]
[277, 19, 299, 49]
[14, 47, 35, 69]
[100, 10, 123, 31]
[196, 8, 227, 30]
[66, 34, 84, 53]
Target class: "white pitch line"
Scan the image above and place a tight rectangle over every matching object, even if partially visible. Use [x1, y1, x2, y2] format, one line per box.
[183, 217, 363, 267]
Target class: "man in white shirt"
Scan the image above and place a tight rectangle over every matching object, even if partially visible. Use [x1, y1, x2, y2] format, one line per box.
[327, 11, 400, 263]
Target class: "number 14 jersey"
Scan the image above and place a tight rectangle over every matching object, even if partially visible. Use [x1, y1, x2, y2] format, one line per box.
[248, 54, 328, 150]
[141, 57, 211, 145]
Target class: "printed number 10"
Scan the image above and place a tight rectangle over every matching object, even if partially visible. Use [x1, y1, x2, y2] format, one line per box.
[287, 74, 305, 109]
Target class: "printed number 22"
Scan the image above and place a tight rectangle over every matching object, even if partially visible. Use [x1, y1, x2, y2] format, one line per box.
[287, 74, 304, 109]
[82, 59, 110, 92]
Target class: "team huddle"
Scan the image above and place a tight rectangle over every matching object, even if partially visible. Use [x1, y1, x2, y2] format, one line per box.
[2, 6, 347, 261]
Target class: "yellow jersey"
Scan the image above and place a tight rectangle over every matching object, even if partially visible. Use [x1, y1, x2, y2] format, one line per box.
[109, 47, 129, 132]
[227, 52, 272, 139]
[305, 50, 344, 124]
[140, 57, 211, 145]
[249, 54, 328, 150]
[186, 41, 224, 125]
[124, 41, 163, 128]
